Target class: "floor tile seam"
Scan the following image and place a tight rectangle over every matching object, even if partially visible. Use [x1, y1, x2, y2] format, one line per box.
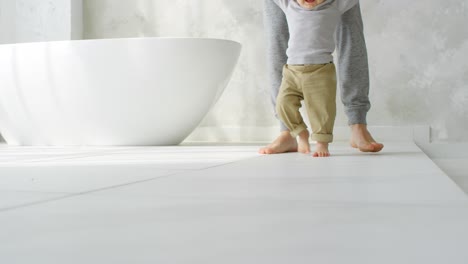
[25, 156, 263, 197]
[184, 154, 265, 172]
[46, 155, 265, 195]
[0, 156, 265, 213]
[0, 170, 191, 213]
[2, 143, 457, 212]
[0, 194, 77, 213]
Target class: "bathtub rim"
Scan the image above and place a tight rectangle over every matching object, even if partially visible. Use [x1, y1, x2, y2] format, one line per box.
[0, 37, 242, 48]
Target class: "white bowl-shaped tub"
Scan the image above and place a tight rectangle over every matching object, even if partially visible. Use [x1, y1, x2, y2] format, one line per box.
[0, 38, 241, 145]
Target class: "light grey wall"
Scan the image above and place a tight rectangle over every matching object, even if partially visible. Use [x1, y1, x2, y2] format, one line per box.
[1, 0, 467, 143]
[83, 0, 273, 132]
[0, 0, 82, 44]
[0, 0, 15, 44]
[83, 0, 468, 142]
[362, 1, 468, 142]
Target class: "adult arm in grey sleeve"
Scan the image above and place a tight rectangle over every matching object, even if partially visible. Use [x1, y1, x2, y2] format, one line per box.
[263, 0, 290, 131]
[335, 3, 371, 125]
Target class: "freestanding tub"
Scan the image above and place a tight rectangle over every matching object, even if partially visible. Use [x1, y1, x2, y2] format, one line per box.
[0, 38, 241, 145]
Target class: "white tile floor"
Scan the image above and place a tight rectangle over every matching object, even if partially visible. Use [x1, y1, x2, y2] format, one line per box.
[1, 142, 468, 264]
[433, 158, 468, 193]
[418, 143, 468, 194]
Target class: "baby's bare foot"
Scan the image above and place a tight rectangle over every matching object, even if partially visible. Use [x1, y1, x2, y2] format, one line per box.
[259, 131, 298, 154]
[350, 124, 384, 153]
[298, 130, 311, 154]
[313, 142, 330, 157]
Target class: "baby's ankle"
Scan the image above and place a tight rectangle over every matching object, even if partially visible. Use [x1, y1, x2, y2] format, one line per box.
[316, 141, 329, 147]
[297, 130, 311, 154]
[298, 130, 310, 140]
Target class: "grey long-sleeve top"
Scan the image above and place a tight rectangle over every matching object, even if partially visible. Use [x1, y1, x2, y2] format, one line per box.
[271, 0, 359, 64]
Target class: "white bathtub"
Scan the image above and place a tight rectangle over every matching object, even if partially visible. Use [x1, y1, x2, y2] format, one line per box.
[0, 38, 241, 145]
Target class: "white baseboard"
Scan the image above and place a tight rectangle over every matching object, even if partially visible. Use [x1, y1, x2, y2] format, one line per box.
[185, 125, 431, 143]
[0, 126, 431, 145]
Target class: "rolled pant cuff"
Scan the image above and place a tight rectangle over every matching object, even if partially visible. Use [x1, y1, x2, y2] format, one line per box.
[346, 108, 368, 125]
[290, 125, 307, 138]
[311, 134, 333, 143]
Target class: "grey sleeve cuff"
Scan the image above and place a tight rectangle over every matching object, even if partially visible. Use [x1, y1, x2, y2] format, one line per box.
[345, 107, 369, 125]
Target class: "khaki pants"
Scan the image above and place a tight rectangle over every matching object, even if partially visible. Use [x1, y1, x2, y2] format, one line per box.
[276, 63, 337, 143]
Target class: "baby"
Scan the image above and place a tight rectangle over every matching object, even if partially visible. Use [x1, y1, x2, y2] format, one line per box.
[271, 0, 359, 157]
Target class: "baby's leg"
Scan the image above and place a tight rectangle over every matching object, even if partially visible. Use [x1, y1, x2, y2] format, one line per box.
[276, 66, 310, 153]
[302, 63, 337, 157]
